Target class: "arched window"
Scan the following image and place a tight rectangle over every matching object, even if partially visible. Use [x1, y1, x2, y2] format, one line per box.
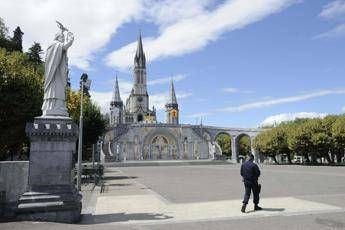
[137, 114, 143, 122]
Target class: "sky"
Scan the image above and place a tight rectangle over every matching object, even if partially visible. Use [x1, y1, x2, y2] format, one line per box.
[1, 0, 345, 128]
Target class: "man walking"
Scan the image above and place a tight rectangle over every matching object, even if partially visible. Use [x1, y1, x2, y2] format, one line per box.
[240, 154, 262, 213]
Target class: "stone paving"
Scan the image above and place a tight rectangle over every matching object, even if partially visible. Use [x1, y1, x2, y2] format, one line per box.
[2, 164, 345, 230]
[80, 165, 345, 226]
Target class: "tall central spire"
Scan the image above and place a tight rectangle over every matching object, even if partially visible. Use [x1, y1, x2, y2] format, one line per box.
[134, 31, 146, 68]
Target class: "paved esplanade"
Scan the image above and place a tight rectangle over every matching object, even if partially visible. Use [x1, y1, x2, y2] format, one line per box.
[2, 164, 345, 230]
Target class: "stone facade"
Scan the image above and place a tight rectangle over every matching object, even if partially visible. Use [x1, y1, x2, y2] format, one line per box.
[103, 124, 261, 163]
[106, 33, 261, 163]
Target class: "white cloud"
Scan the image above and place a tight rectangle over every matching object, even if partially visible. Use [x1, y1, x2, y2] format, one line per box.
[319, 0, 345, 20]
[316, 1, 345, 39]
[260, 112, 328, 127]
[89, 91, 112, 114]
[342, 106, 345, 112]
[0, 0, 143, 70]
[222, 87, 254, 94]
[144, 0, 214, 28]
[313, 23, 345, 39]
[106, 0, 299, 69]
[148, 74, 187, 86]
[219, 89, 345, 112]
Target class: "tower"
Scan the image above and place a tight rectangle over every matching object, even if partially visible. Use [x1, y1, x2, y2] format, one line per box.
[165, 79, 179, 124]
[126, 31, 149, 123]
[110, 76, 123, 125]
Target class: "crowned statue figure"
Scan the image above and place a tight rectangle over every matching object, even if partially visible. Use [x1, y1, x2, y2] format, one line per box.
[41, 21, 74, 117]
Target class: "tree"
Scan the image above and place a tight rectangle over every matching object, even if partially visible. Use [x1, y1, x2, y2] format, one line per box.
[66, 88, 106, 160]
[0, 18, 17, 52]
[215, 133, 232, 157]
[253, 129, 283, 164]
[83, 102, 106, 159]
[11, 26, 24, 52]
[238, 135, 251, 157]
[27, 42, 43, 65]
[0, 17, 8, 38]
[0, 48, 44, 160]
[332, 116, 345, 163]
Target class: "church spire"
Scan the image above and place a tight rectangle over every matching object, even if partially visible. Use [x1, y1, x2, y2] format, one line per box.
[113, 75, 122, 102]
[110, 75, 124, 125]
[112, 75, 122, 102]
[168, 79, 178, 105]
[134, 30, 146, 68]
[165, 78, 179, 124]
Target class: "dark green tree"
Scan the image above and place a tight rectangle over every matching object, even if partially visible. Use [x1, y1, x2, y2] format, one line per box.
[0, 48, 44, 160]
[66, 88, 106, 161]
[331, 116, 345, 163]
[12, 26, 24, 52]
[83, 102, 106, 160]
[238, 135, 251, 157]
[27, 42, 43, 65]
[0, 17, 8, 38]
[0, 18, 16, 51]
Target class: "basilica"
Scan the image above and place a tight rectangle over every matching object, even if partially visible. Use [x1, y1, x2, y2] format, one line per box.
[102, 34, 261, 162]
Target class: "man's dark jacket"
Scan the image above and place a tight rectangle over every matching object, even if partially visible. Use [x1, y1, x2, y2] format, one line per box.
[240, 160, 260, 184]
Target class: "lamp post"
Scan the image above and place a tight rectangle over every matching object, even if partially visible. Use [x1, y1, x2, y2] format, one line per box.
[77, 74, 91, 191]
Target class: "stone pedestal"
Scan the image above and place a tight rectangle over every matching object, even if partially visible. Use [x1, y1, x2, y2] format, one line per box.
[16, 116, 82, 223]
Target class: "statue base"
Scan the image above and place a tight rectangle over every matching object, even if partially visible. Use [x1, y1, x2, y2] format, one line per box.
[16, 116, 82, 223]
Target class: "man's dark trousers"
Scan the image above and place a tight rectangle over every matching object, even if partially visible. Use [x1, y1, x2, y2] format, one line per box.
[243, 181, 260, 205]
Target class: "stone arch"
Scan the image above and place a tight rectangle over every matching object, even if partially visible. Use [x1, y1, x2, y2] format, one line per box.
[235, 133, 252, 162]
[142, 129, 180, 160]
[214, 131, 232, 158]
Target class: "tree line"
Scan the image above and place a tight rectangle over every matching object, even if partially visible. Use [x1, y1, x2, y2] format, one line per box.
[0, 17, 105, 161]
[253, 115, 345, 164]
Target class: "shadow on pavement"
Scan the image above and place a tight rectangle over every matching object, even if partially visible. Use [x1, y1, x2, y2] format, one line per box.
[106, 183, 132, 187]
[102, 176, 138, 180]
[247, 208, 285, 213]
[80, 212, 173, 224]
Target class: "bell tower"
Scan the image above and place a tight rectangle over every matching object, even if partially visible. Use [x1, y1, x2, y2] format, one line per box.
[165, 79, 179, 124]
[110, 76, 123, 125]
[126, 31, 149, 122]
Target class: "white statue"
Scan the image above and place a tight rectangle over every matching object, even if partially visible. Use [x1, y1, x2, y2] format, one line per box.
[41, 21, 74, 117]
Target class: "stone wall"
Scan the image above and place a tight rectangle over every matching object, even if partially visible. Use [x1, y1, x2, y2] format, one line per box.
[0, 161, 29, 212]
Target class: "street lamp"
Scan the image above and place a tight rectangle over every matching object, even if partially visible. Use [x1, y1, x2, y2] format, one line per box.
[77, 74, 91, 191]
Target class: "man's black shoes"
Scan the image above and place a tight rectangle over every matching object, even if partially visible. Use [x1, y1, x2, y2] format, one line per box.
[254, 205, 262, 211]
[241, 204, 246, 213]
[241, 204, 262, 213]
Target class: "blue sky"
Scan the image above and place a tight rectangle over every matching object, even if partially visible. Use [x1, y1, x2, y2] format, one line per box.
[1, 0, 345, 127]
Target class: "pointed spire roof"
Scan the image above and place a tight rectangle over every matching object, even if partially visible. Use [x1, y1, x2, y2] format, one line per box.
[134, 30, 146, 68]
[112, 75, 122, 102]
[168, 78, 178, 105]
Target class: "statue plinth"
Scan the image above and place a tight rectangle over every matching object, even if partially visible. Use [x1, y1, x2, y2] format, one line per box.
[16, 116, 82, 223]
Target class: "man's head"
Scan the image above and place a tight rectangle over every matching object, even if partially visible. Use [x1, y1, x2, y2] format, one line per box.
[247, 154, 255, 161]
[54, 32, 65, 42]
